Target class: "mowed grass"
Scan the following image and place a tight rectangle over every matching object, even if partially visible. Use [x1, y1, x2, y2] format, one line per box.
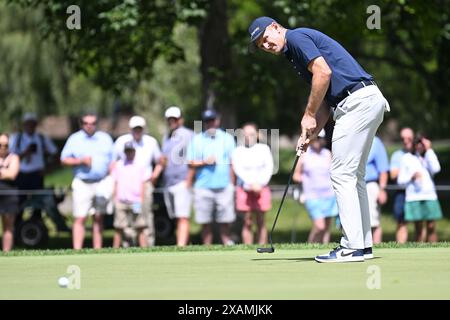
[2, 147, 449, 300]
[1, 244, 450, 299]
[7, 197, 450, 249]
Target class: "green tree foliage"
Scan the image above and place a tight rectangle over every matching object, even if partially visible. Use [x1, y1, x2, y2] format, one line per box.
[5, 0, 450, 138]
[373, 0, 450, 134]
[122, 23, 201, 139]
[226, 0, 450, 136]
[0, 2, 114, 131]
[17, 0, 184, 94]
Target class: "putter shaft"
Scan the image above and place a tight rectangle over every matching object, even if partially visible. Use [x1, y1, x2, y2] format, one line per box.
[257, 146, 304, 253]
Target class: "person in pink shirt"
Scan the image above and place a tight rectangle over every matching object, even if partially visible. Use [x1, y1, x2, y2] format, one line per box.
[112, 142, 150, 248]
[293, 130, 338, 243]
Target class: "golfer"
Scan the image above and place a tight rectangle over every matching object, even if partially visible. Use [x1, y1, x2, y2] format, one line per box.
[248, 17, 390, 262]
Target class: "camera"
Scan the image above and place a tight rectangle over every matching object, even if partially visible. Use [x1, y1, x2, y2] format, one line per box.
[28, 143, 37, 153]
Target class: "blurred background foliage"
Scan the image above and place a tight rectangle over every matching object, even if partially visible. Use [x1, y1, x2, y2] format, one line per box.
[0, 0, 449, 139]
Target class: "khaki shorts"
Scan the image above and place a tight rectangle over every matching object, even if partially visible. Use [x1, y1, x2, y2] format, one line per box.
[143, 182, 155, 244]
[114, 202, 148, 230]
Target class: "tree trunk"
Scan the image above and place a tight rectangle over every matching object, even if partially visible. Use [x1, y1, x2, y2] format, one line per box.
[198, 0, 236, 128]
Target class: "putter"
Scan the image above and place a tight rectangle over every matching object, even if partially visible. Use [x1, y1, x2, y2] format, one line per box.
[257, 145, 304, 253]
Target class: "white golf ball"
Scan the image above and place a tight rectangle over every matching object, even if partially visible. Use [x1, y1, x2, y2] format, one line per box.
[58, 276, 69, 288]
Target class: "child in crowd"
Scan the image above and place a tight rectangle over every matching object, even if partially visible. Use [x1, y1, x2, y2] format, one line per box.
[112, 142, 150, 248]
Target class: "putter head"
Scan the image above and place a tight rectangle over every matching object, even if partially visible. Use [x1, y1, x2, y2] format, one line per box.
[256, 247, 275, 253]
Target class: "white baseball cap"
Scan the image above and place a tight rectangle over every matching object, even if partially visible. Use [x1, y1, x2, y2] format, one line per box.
[318, 129, 326, 138]
[129, 116, 146, 128]
[164, 106, 182, 119]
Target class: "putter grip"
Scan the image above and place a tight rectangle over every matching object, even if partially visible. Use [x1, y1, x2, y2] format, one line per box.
[296, 144, 304, 157]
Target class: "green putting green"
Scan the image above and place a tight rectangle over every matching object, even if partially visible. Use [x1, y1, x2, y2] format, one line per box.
[1, 243, 450, 299]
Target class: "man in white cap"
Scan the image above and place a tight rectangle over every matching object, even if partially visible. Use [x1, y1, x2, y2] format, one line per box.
[112, 115, 162, 246]
[157, 106, 194, 246]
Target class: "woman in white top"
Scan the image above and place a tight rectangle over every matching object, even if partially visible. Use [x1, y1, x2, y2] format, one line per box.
[0, 133, 20, 251]
[398, 135, 442, 242]
[232, 123, 274, 245]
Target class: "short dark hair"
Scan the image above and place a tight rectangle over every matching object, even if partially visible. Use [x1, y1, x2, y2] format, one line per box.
[241, 122, 258, 131]
[81, 111, 98, 119]
[79, 111, 98, 124]
[412, 134, 425, 154]
[414, 135, 423, 145]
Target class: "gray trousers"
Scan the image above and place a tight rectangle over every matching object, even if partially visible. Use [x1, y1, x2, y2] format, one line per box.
[331, 85, 389, 249]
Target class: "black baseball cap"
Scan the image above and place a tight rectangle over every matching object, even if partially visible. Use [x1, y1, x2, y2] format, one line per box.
[201, 109, 218, 121]
[248, 16, 276, 53]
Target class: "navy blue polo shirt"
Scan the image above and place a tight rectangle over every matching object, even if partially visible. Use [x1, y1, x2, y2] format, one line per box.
[284, 28, 373, 106]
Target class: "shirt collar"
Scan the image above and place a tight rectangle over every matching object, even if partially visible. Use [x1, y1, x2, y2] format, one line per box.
[169, 126, 183, 138]
[82, 130, 97, 139]
[203, 128, 222, 139]
[134, 138, 143, 146]
[283, 29, 291, 56]
[24, 132, 37, 138]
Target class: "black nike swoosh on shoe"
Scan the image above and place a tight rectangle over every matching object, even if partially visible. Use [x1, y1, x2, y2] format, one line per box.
[340, 250, 356, 257]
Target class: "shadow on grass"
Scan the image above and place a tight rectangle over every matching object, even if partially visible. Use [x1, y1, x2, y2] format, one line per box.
[251, 257, 314, 262]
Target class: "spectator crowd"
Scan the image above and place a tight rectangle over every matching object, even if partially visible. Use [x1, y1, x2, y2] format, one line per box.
[0, 109, 445, 251]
